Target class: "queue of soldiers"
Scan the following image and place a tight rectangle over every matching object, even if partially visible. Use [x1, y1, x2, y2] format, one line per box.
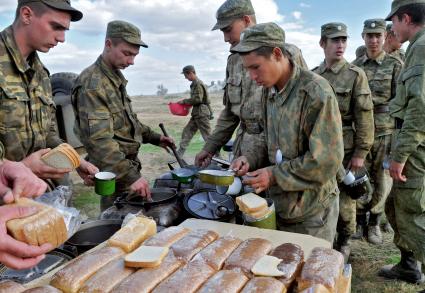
[0, 0, 424, 289]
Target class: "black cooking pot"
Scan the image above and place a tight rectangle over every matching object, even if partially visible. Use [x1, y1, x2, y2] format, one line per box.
[65, 219, 122, 255]
[114, 187, 177, 209]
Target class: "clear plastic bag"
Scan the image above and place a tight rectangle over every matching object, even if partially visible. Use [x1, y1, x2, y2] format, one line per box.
[35, 186, 81, 238]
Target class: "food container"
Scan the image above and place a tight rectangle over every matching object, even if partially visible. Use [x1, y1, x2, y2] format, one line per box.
[198, 170, 234, 186]
[243, 199, 276, 230]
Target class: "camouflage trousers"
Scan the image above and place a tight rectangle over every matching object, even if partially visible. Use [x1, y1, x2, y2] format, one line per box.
[385, 185, 425, 264]
[337, 154, 357, 237]
[178, 116, 211, 156]
[357, 134, 393, 215]
[276, 195, 339, 244]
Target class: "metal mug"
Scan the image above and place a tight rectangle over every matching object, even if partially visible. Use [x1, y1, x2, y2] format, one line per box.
[95, 172, 116, 196]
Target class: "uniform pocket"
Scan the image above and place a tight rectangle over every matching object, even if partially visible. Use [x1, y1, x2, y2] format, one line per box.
[37, 93, 54, 133]
[0, 88, 29, 129]
[226, 74, 242, 104]
[334, 87, 352, 115]
[88, 112, 113, 139]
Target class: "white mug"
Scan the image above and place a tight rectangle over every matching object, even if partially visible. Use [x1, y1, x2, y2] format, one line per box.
[343, 170, 356, 185]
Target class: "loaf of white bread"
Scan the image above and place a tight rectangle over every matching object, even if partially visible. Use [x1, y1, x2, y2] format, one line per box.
[297, 247, 344, 293]
[0, 280, 25, 293]
[170, 229, 219, 262]
[197, 270, 249, 293]
[270, 243, 305, 290]
[22, 285, 62, 293]
[6, 198, 67, 248]
[50, 246, 124, 293]
[240, 277, 286, 293]
[143, 226, 190, 247]
[108, 216, 157, 253]
[41, 143, 80, 170]
[236, 193, 271, 220]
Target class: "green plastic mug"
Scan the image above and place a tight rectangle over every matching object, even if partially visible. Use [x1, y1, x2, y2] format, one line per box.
[243, 198, 277, 230]
[95, 172, 116, 196]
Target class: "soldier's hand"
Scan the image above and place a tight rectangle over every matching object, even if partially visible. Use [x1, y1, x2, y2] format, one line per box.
[0, 205, 52, 270]
[230, 156, 250, 176]
[195, 150, 213, 168]
[389, 160, 407, 182]
[76, 160, 99, 186]
[159, 135, 176, 152]
[130, 177, 152, 200]
[347, 157, 365, 173]
[22, 149, 71, 179]
[0, 160, 47, 203]
[243, 167, 275, 194]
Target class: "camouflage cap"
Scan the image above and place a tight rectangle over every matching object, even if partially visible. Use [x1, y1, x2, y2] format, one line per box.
[181, 65, 195, 74]
[363, 19, 386, 34]
[231, 22, 285, 53]
[106, 20, 148, 48]
[321, 22, 348, 38]
[385, 0, 425, 20]
[212, 0, 255, 31]
[18, 0, 83, 22]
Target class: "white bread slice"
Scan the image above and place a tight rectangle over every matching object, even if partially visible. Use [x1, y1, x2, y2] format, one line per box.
[251, 255, 285, 277]
[236, 193, 268, 213]
[246, 206, 272, 220]
[108, 216, 157, 253]
[124, 246, 169, 268]
[41, 149, 74, 169]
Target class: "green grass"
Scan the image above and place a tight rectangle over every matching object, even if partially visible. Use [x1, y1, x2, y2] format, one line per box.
[140, 132, 207, 156]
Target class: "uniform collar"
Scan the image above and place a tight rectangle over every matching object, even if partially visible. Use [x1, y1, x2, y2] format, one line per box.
[407, 27, 425, 54]
[360, 50, 386, 65]
[1, 26, 43, 74]
[271, 61, 300, 106]
[96, 55, 127, 88]
[318, 58, 347, 74]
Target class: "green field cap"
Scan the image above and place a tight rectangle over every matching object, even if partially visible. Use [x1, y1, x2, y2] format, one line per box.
[386, 0, 425, 20]
[18, 0, 83, 21]
[212, 0, 255, 30]
[106, 20, 148, 48]
[363, 19, 386, 34]
[321, 22, 348, 38]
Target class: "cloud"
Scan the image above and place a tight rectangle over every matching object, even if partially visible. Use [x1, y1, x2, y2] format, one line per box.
[300, 3, 311, 8]
[292, 11, 302, 21]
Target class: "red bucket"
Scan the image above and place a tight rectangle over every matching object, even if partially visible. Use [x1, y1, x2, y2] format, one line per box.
[168, 102, 192, 116]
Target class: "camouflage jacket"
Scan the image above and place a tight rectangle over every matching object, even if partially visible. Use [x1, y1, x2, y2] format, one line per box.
[0, 141, 4, 160]
[252, 64, 344, 222]
[72, 55, 161, 188]
[0, 26, 62, 161]
[389, 48, 405, 62]
[352, 51, 403, 137]
[390, 27, 425, 189]
[180, 78, 210, 118]
[202, 44, 307, 170]
[313, 58, 374, 159]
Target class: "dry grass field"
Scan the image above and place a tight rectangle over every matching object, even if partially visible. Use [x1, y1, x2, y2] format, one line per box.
[70, 92, 424, 293]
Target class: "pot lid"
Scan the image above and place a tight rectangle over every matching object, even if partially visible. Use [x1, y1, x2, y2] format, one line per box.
[184, 189, 235, 220]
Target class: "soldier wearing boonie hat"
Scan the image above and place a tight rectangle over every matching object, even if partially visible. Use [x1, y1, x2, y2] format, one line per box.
[72, 20, 175, 211]
[378, 0, 425, 285]
[231, 22, 344, 244]
[352, 19, 403, 246]
[0, 0, 100, 190]
[313, 22, 374, 262]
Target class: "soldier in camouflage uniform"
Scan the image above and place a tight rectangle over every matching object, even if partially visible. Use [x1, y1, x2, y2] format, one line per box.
[0, 0, 97, 186]
[384, 24, 406, 62]
[231, 23, 344, 243]
[352, 19, 403, 244]
[195, 0, 308, 169]
[313, 22, 374, 261]
[72, 21, 175, 211]
[379, 0, 425, 284]
[176, 65, 212, 157]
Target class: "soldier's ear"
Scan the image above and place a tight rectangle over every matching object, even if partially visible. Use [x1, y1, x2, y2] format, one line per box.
[19, 6, 33, 25]
[105, 38, 113, 50]
[272, 47, 284, 61]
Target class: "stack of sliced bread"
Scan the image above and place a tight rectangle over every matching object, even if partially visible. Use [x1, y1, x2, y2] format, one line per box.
[41, 143, 81, 169]
[236, 193, 271, 220]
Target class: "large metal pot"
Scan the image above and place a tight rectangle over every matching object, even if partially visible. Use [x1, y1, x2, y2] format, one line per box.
[65, 219, 122, 255]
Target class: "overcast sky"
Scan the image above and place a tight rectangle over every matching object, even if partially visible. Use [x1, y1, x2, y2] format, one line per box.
[0, 0, 394, 95]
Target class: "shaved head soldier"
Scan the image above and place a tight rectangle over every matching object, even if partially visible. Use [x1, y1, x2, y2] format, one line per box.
[352, 19, 403, 245]
[195, 0, 308, 170]
[313, 22, 374, 262]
